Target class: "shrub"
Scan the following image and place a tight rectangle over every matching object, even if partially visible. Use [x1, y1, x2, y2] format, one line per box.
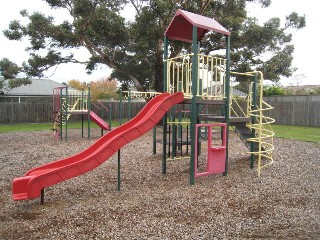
[263, 85, 286, 96]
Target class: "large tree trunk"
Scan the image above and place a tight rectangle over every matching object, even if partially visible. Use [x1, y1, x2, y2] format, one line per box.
[154, 39, 164, 92]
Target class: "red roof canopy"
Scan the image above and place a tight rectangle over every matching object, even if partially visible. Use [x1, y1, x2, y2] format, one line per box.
[164, 9, 230, 43]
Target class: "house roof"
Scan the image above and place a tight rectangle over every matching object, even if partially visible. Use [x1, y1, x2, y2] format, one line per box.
[2, 79, 64, 96]
[164, 9, 230, 43]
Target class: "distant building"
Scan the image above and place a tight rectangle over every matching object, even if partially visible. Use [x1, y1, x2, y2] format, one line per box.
[1, 78, 64, 95]
[284, 85, 320, 95]
[0, 79, 64, 103]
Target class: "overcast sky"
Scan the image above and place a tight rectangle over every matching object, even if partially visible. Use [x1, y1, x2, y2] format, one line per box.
[0, 0, 319, 86]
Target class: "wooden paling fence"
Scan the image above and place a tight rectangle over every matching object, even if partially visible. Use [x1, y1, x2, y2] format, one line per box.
[0, 101, 146, 124]
[0, 96, 319, 126]
[263, 95, 320, 127]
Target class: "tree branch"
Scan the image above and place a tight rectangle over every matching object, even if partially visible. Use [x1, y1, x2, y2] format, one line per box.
[129, 0, 141, 16]
[200, 0, 211, 14]
[81, 37, 143, 89]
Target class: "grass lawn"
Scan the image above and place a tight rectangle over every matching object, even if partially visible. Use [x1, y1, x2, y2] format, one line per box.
[0, 120, 121, 133]
[271, 125, 320, 143]
[0, 122, 319, 143]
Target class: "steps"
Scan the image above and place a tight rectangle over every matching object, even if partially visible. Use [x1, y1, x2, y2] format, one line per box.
[198, 114, 261, 151]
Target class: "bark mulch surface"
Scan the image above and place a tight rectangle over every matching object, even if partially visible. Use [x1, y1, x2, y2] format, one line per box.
[0, 129, 319, 239]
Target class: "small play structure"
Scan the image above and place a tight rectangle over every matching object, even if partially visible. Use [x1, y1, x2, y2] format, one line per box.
[52, 85, 110, 141]
[12, 9, 274, 203]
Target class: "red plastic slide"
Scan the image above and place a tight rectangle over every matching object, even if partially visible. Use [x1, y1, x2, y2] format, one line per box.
[89, 111, 109, 130]
[12, 92, 184, 201]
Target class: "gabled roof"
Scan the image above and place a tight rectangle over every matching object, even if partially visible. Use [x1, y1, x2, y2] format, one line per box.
[2, 79, 64, 96]
[164, 9, 230, 43]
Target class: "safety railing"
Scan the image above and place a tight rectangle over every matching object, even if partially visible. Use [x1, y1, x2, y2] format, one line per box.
[165, 54, 226, 99]
[67, 90, 89, 112]
[122, 91, 161, 100]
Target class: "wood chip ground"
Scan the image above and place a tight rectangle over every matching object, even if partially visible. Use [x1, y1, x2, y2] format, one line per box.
[0, 129, 319, 239]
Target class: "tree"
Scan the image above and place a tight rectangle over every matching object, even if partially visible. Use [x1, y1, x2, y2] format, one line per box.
[0, 58, 31, 90]
[90, 78, 118, 100]
[1, 0, 305, 92]
[67, 79, 87, 90]
[67, 77, 118, 100]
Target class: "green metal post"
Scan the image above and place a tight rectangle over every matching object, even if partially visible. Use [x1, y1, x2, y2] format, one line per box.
[197, 79, 203, 156]
[153, 127, 157, 154]
[128, 89, 131, 120]
[109, 104, 112, 130]
[178, 81, 183, 140]
[162, 36, 168, 174]
[81, 114, 84, 138]
[87, 86, 91, 140]
[81, 89, 84, 138]
[117, 150, 121, 191]
[190, 26, 199, 185]
[65, 85, 68, 142]
[59, 88, 63, 141]
[172, 108, 177, 158]
[119, 89, 123, 125]
[250, 74, 258, 169]
[224, 35, 231, 176]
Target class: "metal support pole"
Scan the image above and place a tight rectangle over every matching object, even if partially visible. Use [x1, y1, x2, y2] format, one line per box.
[168, 125, 171, 158]
[128, 89, 131, 120]
[81, 114, 84, 138]
[87, 86, 91, 140]
[119, 89, 123, 125]
[40, 189, 44, 204]
[117, 150, 121, 191]
[162, 36, 168, 174]
[153, 127, 157, 154]
[162, 115, 167, 174]
[81, 89, 84, 138]
[190, 26, 198, 185]
[186, 125, 189, 155]
[172, 109, 177, 158]
[65, 85, 68, 142]
[224, 35, 231, 176]
[250, 74, 258, 169]
[59, 88, 63, 141]
[109, 104, 112, 130]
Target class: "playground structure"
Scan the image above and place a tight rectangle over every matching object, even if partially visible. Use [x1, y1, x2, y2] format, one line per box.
[160, 10, 274, 185]
[12, 9, 274, 203]
[52, 85, 110, 141]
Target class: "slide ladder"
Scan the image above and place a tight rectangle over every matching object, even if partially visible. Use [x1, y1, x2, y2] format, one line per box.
[53, 98, 80, 131]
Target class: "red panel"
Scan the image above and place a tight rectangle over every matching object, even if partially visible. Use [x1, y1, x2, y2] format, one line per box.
[164, 9, 230, 43]
[194, 123, 227, 177]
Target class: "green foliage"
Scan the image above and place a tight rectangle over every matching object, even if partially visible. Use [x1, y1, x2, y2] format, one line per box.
[1, 0, 306, 92]
[263, 85, 286, 96]
[0, 58, 20, 79]
[309, 87, 320, 95]
[0, 58, 32, 90]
